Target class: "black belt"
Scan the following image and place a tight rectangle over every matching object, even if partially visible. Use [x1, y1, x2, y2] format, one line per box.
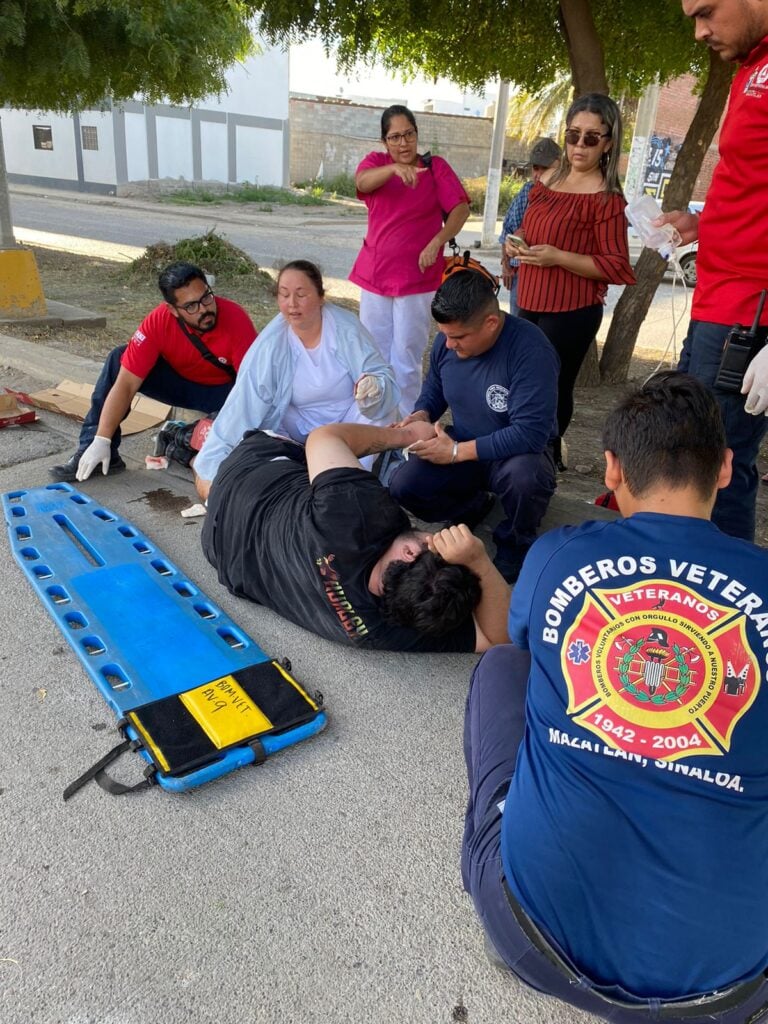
[501, 876, 767, 1019]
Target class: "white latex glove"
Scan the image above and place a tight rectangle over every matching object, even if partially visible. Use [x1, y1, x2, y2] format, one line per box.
[742, 345, 768, 416]
[355, 374, 383, 410]
[76, 436, 112, 481]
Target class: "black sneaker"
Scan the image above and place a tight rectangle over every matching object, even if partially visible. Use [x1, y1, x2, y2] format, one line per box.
[493, 544, 531, 585]
[50, 450, 126, 482]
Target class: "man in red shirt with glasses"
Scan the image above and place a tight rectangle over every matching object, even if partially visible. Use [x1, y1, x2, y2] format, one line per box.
[50, 261, 256, 482]
[659, 0, 768, 542]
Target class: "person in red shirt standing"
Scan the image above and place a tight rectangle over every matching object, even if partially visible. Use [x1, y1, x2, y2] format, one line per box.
[658, 0, 768, 543]
[505, 94, 635, 472]
[50, 261, 257, 482]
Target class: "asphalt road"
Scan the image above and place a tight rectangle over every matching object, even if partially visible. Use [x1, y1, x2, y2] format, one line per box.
[10, 188, 372, 286]
[10, 187, 694, 358]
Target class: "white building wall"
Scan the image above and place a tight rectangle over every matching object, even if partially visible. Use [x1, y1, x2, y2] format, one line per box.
[236, 125, 283, 185]
[79, 110, 116, 184]
[3, 110, 79, 179]
[124, 112, 150, 182]
[204, 44, 289, 119]
[156, 116, 193, 180]
[200, 122, 228, 182]
[3, 34, 288, 192]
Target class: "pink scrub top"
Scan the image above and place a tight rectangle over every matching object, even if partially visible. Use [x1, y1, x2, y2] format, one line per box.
[349, 152, 469, 297]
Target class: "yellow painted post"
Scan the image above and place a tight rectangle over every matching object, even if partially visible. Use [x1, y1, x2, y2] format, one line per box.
[0, 247, 47, 318]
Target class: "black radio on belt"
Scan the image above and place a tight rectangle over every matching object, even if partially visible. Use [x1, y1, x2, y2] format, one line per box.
[714, 289, 767, 393]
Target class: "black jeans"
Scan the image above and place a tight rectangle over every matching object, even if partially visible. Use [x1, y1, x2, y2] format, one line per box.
[79, 345, 235, 454]
[679, 320, 768, 542]
[388, 447, 556, 553]
[519, 304, 603, 438]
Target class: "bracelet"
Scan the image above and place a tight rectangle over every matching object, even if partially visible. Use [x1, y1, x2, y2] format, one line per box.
[451, 441, 459, 464]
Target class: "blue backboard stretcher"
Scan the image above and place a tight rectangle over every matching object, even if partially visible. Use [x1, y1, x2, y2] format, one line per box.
[3, 483, 327, 796]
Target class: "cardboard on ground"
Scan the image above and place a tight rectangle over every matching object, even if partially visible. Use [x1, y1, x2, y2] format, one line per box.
[0, 393, 37, 429]
[9, 380, 171, 435]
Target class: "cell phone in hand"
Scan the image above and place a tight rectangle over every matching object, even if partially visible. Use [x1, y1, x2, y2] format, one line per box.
[507, 234, 529, 250]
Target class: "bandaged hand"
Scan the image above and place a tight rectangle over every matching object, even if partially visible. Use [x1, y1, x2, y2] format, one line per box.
[742, 345, 768, 416]
[76, 436, 112, 481]
[355, 374, 383, 409]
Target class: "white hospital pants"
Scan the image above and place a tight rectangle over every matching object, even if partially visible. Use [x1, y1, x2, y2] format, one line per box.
[359, 290, 435, 415]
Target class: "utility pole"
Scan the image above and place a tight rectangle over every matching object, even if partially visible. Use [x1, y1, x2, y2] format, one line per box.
[481, 80, 510, 248]
[623, 82, 660, 201]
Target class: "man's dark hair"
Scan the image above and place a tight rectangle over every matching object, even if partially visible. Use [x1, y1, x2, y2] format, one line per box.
[431, 272, 499, 325]
[602, 372, 726, 500]
[158, 262, 207, 303]
[379, 549, 482, 637]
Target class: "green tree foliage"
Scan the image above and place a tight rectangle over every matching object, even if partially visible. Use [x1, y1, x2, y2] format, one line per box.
[0, 1, 255, 110]
[252, 0, 704, 98]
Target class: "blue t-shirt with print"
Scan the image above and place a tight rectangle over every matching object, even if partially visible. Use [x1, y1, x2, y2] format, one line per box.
[504, 513, 768, 999]
[415, 313, 558, 461]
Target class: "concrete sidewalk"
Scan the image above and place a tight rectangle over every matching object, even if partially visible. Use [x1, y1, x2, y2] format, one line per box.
[0, 332, 602, 1024]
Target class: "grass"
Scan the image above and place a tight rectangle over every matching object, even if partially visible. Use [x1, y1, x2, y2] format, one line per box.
[293, 173, 357, 200]
[129, 232, 272, 280]
[463, 175, 526, 215]
[159, 183, 328, 207]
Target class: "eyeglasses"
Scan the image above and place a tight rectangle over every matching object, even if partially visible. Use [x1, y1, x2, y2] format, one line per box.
[176, 288, 215, 314]
[385, 128, 417, 145]
[564, 129, 610, 147]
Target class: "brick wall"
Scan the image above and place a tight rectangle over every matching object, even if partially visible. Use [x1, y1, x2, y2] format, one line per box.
[289, 96, 528, 183]
[651, 74, 722, 202]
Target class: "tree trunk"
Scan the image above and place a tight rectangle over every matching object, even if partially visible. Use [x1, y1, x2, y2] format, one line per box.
[599, 50, 734, 383]
[0, 120, 17, 249]
[576, 340, 600, 385]
[558, 0, 608, 95]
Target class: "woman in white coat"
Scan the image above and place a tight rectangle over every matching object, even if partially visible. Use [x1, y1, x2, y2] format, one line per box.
[194, 260, 400, 499]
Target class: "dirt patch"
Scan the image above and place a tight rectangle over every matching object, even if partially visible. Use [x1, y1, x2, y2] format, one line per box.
[9, 245, 277, 361]
[14, 246, 768, 546]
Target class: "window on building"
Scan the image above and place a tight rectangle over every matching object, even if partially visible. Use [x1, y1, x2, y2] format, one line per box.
[33, 125, 53, 150]
[81, 125, 99, 151]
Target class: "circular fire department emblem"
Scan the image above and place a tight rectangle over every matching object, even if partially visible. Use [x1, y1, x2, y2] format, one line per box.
[561, 580, 759, 761]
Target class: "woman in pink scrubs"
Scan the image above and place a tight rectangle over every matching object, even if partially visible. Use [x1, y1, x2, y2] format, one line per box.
[350, 105, 470, 412]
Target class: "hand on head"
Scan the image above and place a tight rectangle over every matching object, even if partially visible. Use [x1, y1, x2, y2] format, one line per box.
[428, 523, 486, 570]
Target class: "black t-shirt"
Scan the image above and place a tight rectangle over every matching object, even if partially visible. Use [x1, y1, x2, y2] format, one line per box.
[202, 432, 476, 652]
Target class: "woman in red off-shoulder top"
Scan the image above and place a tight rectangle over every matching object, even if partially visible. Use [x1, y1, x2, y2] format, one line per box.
[505, 93, 635, 470]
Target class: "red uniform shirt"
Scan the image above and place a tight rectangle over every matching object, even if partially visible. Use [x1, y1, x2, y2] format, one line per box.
[517, 184, 635, 313]
[121, 296, 257, 384]
[693, 35, 768, 327]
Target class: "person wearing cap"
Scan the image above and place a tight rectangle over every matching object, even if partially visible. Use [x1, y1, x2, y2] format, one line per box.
[388, 270, 559, 584]
[499, 138, 562, 316]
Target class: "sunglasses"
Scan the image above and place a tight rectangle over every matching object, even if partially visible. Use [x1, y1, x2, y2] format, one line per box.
[564, 129, 610, 147]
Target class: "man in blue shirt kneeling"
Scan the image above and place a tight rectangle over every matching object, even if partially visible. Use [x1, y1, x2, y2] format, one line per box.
[388, 271, 559, 583]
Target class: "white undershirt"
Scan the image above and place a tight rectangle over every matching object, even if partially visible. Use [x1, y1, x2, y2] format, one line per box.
[280, 312, 357, 441]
